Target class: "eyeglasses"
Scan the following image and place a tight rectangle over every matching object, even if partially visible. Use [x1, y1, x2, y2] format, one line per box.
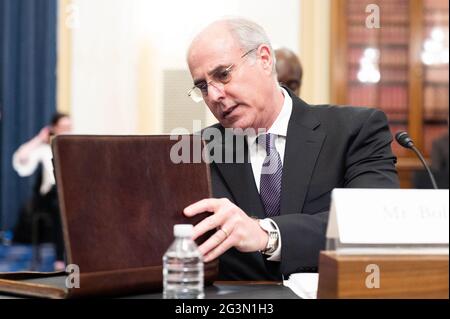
[188, 48, 257, 103]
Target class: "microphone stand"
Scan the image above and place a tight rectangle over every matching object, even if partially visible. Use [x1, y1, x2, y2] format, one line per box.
[410, 145, 438, 189]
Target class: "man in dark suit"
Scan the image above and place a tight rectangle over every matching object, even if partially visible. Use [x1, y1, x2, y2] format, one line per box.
[184, 18, 399, 280]
[431, 132, 449, 175]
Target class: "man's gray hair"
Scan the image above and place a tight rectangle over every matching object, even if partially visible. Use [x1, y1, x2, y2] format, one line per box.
[221, 17, 277, 74]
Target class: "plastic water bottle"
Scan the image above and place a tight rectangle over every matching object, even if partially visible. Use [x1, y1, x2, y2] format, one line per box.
[163, 224, 204, 299]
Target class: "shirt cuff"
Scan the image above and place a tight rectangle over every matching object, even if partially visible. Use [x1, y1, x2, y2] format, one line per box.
[263, 218, 281, 262]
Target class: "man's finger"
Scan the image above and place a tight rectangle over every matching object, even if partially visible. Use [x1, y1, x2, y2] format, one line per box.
[198, 228, 229, 257]
[183, 198, 222, 217]
[192, 213, 226, 241]
[204, 236, 235, 263]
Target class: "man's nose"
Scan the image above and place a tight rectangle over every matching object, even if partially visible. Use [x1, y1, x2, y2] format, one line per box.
[207, 82, 226, 102]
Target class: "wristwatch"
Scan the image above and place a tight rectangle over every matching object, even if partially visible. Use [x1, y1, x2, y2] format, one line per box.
[258, 219, 279, 255]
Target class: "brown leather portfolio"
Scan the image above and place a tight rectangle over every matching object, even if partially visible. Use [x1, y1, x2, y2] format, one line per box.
[0, 135, 218, 298]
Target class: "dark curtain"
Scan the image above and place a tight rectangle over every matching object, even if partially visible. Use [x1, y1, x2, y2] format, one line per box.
[0, 0, 58, 231]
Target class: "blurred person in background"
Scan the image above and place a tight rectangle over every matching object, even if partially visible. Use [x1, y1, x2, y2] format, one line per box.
[12, 113, 72, 270]
[414, 116, 449, 189]
[275, 47, 303, 97]
[430, 117, 449, 187]
[431, 128, 449, 175]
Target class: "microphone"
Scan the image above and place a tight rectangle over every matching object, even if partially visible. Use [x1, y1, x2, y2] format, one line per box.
[395, 131, 438, 189]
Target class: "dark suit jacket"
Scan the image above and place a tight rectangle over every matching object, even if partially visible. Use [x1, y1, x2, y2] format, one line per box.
[431, 132, 449, 174]
[203, 89, 400, 281]
[414, 132, 449, 189]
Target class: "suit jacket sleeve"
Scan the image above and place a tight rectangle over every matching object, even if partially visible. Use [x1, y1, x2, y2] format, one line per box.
[271, 108, 399, 276]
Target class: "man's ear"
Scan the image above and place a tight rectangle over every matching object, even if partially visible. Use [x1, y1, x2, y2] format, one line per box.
[257, 44, 274, 75]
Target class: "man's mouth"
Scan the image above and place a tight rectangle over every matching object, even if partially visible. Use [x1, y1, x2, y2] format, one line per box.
[222, 105, 239, 119]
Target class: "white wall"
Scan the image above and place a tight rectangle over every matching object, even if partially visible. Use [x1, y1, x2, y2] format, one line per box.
[68, 0, 300, 134]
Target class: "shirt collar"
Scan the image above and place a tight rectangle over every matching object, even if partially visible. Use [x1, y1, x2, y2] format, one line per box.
[247, 87, 293, 147]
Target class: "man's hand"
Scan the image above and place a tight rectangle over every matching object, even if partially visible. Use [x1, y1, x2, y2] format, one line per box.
[37, 126, 51, 143]
[184, 198, 269, 262]
[16, 126, 51, 165]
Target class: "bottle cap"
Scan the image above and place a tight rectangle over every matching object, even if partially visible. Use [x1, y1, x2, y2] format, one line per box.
[174, 224, 194, 237]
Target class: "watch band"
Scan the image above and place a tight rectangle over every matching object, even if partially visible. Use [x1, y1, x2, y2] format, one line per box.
[258, 219, 279, 255]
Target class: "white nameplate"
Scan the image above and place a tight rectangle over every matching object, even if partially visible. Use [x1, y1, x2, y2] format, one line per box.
[327, 189, 449, 245]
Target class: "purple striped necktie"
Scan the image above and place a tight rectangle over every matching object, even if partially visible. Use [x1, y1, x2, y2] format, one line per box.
[259, 133, 283, 217]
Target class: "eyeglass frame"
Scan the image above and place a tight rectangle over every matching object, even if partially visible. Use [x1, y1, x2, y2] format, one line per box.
[187, 47, 258, 102]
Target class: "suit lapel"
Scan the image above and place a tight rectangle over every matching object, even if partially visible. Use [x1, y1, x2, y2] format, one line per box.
[280, 96, 326, 215]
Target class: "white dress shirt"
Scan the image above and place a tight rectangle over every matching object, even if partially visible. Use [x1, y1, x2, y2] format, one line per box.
[246, 87, 293, 261]
[12, 143, 55, 195]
